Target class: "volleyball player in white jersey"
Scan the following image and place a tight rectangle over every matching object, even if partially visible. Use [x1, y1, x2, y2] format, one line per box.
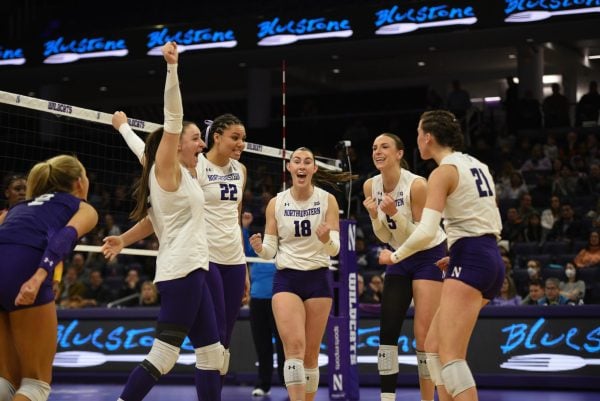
[196, 113, 248, 394]
[363, 132, 447, 401]
[249, 147, 353, 401]
[103, 42, 223, 401]
[379, 110, 503, 401]
[113, 107, 249, 400]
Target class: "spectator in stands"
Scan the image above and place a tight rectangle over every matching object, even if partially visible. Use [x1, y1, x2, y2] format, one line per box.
[100, 213, 122, 237]
[547, 203, 589, 242]
[361, 274, 384, 304]
[490, 276, 522, 306]
[516, 193, 537, 223]
[575, 81, 600, 126]
[523, 212, 544, 244]
[552, 164, 579, 198]
[543, 133, 559, 161]
[543, 83, 570, 128]
[561, 131, 581, 161]
[497, 172, 529, 202]
[446, 79, 472, 121]
[521, 280, 545, 305]
[119, 268, 143, 306]
[517, 259, 544, 296]
[538, 277, 570, 305]
[520, 144, 552, 172]
[0, 173, 26, 223]
[574, 230, 600, 268]
[57, 265, 87, 307]
[541, 195, 561, 237]
[68, 252, 89, 284]
[84, 269, 113, 306]
[357, 273, 373, 303]
[139, 280, 160, 306]
[560, 262, 586, 304]
[577, 162, 600, 196]
[501, 255, 513, 278]
[501, 207, 525, 244]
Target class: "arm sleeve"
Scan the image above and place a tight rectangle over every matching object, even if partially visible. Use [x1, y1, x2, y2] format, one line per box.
[163, 63, 183, 134]
[390, 208, 441, 264]
[39, 226, 79, 276]
[370, 217, 392, 243]
[118, 123, 145, 163]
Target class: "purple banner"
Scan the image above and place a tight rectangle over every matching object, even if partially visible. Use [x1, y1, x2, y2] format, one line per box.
[327, 219, 359, 401]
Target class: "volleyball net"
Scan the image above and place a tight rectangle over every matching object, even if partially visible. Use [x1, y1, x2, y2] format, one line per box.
[0, 89, 345, 268]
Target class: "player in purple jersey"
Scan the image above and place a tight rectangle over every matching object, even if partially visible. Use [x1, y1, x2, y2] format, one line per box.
[363, 133, 446, 401]
[380, 110, 504, 401]
[0, 155, 98, 401]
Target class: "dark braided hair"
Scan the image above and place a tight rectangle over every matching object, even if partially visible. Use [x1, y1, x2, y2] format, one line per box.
[206, 113, 244, 149]
[419, 110, 464, 151]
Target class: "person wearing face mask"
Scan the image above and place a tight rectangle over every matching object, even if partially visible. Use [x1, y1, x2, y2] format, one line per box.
[516, 259, 543, 296]
[559, 263, 585, 304]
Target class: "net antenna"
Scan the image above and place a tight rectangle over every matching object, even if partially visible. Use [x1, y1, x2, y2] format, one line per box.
[281, 59, 287, 190]
[338, 140, 353, 218]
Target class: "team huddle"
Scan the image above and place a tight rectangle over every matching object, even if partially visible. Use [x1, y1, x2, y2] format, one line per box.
[0, 42, 502, 401]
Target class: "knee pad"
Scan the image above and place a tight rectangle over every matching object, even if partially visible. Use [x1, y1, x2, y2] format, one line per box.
[220, 348, 231, 375]
[0, 377, 16, 401]
[426, 352, 443, 386]
[441, 359, 476, 397]
[15, 378, 50, 401]
[377, 345, 399, 375]
[145, 338, 181, 376]
[304, 367, 319, 393]
[195, 342, 225, 371]
[156, 322, 188, 347]
[283, 358, 306, 387]
[416, 350, 430, 381]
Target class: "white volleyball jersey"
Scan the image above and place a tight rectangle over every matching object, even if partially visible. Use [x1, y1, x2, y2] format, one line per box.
[440, 152, 502, 247]
[196, 155, 245, 265]
[371, 170, 446, 250]
[148, 164, 209, 283]
[274, 187, 331, 271]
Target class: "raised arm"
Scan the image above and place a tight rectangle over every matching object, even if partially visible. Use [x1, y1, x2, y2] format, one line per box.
[113, 111, 145, 163]
[154, 41, 183, 192]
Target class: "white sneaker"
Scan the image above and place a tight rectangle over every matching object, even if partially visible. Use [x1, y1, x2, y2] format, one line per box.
[252, 388, 270, 396]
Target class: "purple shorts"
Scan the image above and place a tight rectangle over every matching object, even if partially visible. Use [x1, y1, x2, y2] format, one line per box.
[385, 241, 446, 282]
[0, 244, 55, 312]
[272, 267, 332, 301]
[447, 235, 505, 300]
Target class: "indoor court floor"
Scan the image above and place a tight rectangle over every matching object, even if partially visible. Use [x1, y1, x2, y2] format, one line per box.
[48, 383, 599, 401]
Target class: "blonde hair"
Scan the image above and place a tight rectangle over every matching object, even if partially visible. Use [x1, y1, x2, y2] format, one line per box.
[26, 154, 84, 198]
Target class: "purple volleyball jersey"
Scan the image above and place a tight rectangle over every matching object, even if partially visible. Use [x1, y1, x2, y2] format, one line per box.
[0, 192, 81, 249]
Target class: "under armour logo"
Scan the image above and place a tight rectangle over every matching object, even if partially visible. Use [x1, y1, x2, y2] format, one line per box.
[378, 351, 386, 357]
[284, 202, 290, 206]
[288, 365, 296, 370]
[44, 257, 54, 267]
[451, 266, 462, 278]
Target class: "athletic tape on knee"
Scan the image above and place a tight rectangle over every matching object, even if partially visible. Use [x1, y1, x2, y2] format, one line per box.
[195, 342, 225, 371]
[426, 353, 443, 386]
[304, 367, 320, 393]
[220, 348, 230, 375]
[0, 377, 16, 401]
[378, 345, 399, 375]
[15, 378, 50, 401]
[416, 350, 431, 380]
[441, 359, 476, 397]
[283, 359, 306, 387]
[145, 338, 180, 375]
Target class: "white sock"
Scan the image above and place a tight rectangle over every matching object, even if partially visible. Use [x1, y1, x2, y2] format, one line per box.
[381, 393, 395, 401]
